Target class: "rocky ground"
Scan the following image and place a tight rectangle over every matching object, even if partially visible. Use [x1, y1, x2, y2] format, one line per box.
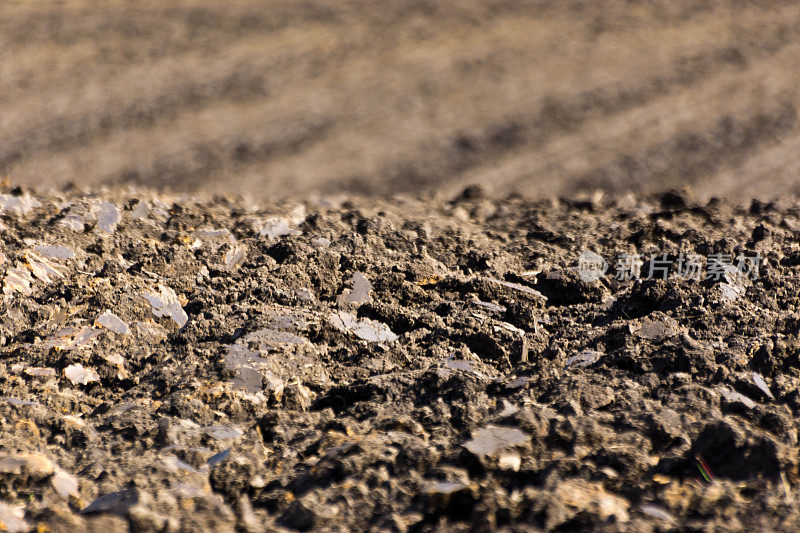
[1, 185, 800, 531]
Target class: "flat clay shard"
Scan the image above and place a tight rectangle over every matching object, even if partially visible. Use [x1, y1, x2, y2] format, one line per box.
[565, 350, 603, 368]
[330, 311, 398, 342]
[0, 193, 41, 216]
[485, 277, 547, 300]
[95, 201, 121, 234]
[463, 425, 529, 457]
[752, 372, 774, 399]
[3, 266, 33, 296]
[24, 252, 63, 284]
[95, 310, 130, 335]
[337, 272, 373, 307]
[44, 326, 103, 350]
[80, 489, 140, 515]
[144, 284, 189, 327]
[33, 244, 76, 260]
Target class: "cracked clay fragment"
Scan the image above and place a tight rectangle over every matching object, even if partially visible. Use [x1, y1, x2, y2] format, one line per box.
[95, 310, 130, 335]
[144, 284, 189, 327]
[331, 311, 398, 342]
[95, 201, 121, 234]
[33, 244, 76, 260]
[337, 272, 373, 307]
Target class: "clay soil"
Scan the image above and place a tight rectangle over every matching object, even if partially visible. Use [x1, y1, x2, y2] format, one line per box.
[1, 185, 800, 531]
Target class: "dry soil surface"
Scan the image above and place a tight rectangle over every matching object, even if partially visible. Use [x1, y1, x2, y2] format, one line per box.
[1, 186, 800, 531]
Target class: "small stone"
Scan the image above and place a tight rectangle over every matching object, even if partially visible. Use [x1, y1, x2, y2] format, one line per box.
[52, 469, 80, 498]
[1, 397, 38, 407]
[444, 360, 477, 373]
[720, 387, 756, 409]
[719, 282, 742, 302]
[207, 449, 231, 468]
[45, 326, 103, 351]
[565, 350, 602, 368]
[256, 217, 300, 240]
[497, 451, 521, 471]
[131, 201, 150, 220]
[24, 252, 63, 283]
[64, 364, 100, 386]
[59, 214, 85, 232]
[0, 501, 29, 533]
[0, 193, 41, 216]
[3, 266, 33, 296]
[224, 244, 247, 271]
[24, 367, 56, 380]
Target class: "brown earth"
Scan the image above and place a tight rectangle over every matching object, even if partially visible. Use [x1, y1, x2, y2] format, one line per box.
[2, 0, 800, 200]
[1, 186, 800, 531]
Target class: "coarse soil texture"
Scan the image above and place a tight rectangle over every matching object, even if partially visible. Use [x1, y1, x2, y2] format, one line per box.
[2, 0, 800, 200]
[0, 186, 800, 531]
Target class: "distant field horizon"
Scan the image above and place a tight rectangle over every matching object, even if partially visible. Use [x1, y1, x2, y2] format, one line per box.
[2, 0, 799, 200]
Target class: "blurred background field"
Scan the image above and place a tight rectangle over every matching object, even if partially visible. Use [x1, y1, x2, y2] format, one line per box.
[1, 0, 799, 200]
